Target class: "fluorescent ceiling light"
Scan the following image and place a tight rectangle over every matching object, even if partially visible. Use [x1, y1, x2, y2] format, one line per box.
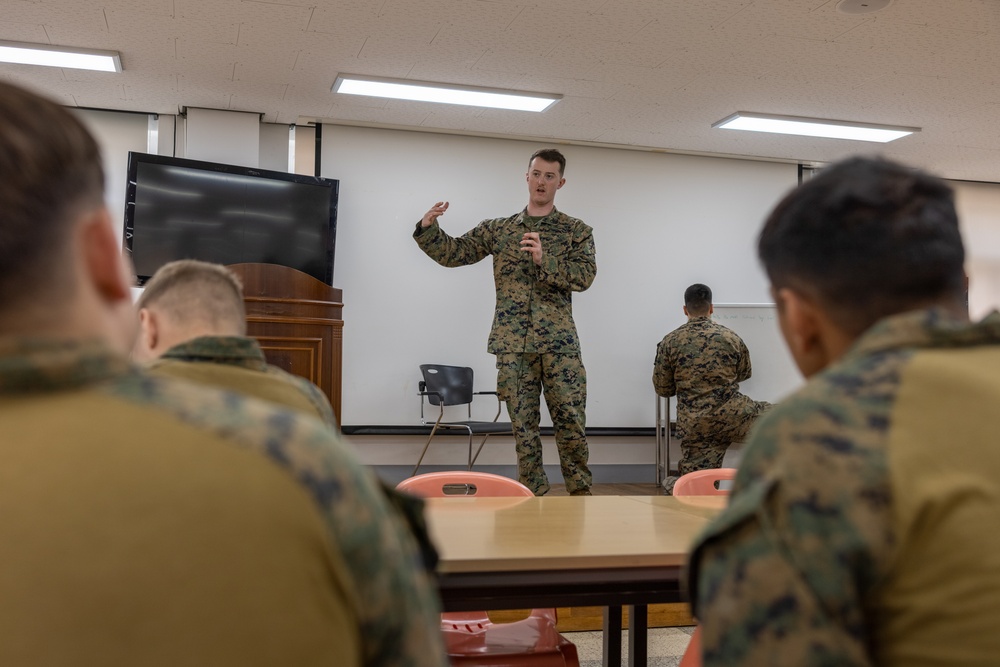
[0, 40, 122, 72]
[333, 75, 559, 112]
[713, 112, 918, 143]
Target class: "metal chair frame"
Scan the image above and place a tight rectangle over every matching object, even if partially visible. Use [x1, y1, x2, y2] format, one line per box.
[413, 364, 514, 476]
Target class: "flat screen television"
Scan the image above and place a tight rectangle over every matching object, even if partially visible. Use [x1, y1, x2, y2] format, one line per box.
[123, 152, 338, 285]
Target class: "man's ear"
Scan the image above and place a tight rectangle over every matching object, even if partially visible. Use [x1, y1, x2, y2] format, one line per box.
[80, 207, 131, 303]
[137, 308, 157, 353]
[774, 287, 830, 378]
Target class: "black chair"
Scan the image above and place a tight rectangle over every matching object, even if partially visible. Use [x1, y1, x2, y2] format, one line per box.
[413, 364, 514, 476]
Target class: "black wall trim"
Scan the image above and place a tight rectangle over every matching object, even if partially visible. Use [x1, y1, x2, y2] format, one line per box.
[341, 425, 656, 437]
[314, 122, 322, 178]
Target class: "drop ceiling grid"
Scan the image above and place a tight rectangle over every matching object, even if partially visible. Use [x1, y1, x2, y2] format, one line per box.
[521, 8, 656, 45]
[423, 1, 523, 42]
[0, 19, 52, 44]
[303, 2, 382, 37]
[103, 0, 175, 18]
[847, 73, 1000, 126]
[831, 19, 991, 74]
[3, 65, 76, 92]
[416, 107, 546, 136]
[56, 77, 132, 108]
[637, 0, 755, 34]
[905, 142, 1000, 183]
[226, 80, 300, 112]
[26, 10, 110, 48]
[1, 0, 107, 32]
[173, 0, 242, 23]
[714, 1, 868, 43]
[877, 0, 999, 34]
[1, 0, 999, 181]
[171, 41, 240, 80]
[525, 76, 623, 102]
[562, 35, 672, 70]
[164, 16, 240, 48]
[357, 33, 484, 74]
[233, 2, 314, 44]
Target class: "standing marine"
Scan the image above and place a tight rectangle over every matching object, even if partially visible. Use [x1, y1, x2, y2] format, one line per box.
[413, 148, 596, 496]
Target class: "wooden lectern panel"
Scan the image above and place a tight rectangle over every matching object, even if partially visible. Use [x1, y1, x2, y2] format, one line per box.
[226, 263, 343, 424]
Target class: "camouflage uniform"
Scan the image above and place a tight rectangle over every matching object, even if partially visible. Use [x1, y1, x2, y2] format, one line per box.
[144, 334, 439, 572]
[653, 316, 771, 493]
[145, 335, 337, 427]
[0, 338, 448, 667]
[414, 207, 596, 495]
[688, 308, 1000, 666]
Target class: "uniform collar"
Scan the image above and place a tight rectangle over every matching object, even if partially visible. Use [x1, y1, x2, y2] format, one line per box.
[0, 337, 133, 394]
[844, 307, 1000, 362]
[518, 207, 560, 227]
[160, 336, 268, 371]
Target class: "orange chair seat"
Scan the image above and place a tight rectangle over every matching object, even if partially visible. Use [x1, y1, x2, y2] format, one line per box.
[444, 610, 579, 665]
[397, 472, 579, 667]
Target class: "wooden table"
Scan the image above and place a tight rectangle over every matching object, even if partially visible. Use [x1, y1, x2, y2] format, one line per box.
[424, 495, 725, 667]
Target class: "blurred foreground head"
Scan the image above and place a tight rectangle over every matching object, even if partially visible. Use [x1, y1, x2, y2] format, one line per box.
[758, 156, 967, 375]
[0, 81, 135, 350]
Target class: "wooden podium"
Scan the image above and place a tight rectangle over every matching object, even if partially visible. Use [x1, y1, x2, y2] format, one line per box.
[226, 263, 343, 424]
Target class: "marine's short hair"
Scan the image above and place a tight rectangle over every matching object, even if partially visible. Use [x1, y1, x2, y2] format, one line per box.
[529, 148, 566, 176]
[137, 260, 247, 335]
[684, 283, 713, 316]
[0, 81, 105, 311]
[758, 156, 966, 336]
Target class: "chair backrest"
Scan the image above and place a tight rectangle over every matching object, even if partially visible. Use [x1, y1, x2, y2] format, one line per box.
[672, 468, 737, 496]
[420, 364, 475, 407]
[397, 471, 534, 498]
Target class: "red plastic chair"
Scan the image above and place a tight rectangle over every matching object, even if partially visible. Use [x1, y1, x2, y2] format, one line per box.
[673, 468, 737, 667]
[671, 468, 736, 496]
[397, 471, 580, 667]
[678, 628, 703, 667]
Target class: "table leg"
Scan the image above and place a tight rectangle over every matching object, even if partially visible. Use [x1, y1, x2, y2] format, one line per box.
[628, 604, 648, 667]
[602, 606, 622, 667]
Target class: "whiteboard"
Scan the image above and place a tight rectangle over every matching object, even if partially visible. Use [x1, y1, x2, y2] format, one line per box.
[711, 304, 803, 404]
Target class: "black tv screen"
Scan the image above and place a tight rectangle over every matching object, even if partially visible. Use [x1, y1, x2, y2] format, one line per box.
[123, 152, 338, 285]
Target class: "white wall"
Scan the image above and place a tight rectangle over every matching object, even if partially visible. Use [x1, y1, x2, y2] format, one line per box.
[71, 108, 149, 236]
[293, 125, 316, 176]
[951, 180, 1000, 319]
[321, 125, 798, 428]
[258, 123, 291, 172]
[184, 108, 260, 168]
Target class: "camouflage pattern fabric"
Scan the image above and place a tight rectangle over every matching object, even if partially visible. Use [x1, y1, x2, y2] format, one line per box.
[687, 308, 1000, 666]
[654, 316, 771, 493]
[148, 335, 337, 427]
[496, 352, 591, 495]
[414, 208, 596, 493]
[413, 207, 596, 354]
[0, 338, 448, 667]
[146, 335, 439, 572]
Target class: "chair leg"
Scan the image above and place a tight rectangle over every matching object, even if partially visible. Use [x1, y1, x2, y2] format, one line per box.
[413, 425, 441, 476]
[463, 427, 477, 469]
[469, 434, 491, 470]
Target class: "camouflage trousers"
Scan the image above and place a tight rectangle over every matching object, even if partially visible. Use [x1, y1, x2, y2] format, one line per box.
[496, 353, 592, 496]
[664, 400, 772, 494]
